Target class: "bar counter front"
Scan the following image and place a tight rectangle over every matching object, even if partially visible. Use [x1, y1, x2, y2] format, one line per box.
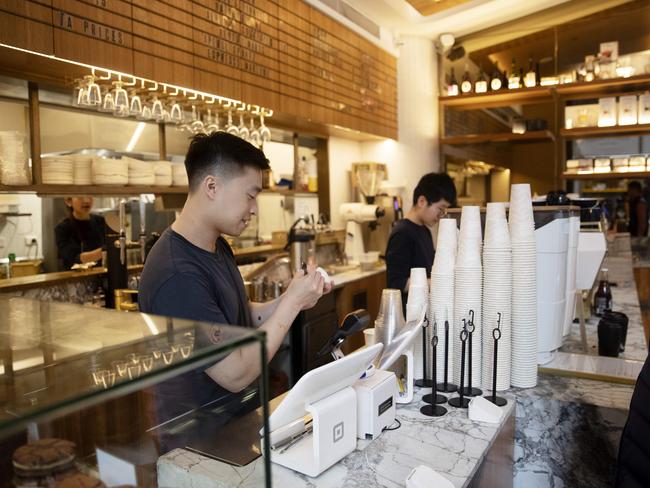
[0, 295, 515, 488]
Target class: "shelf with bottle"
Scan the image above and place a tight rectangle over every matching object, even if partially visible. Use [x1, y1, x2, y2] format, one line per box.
[561, 123, 650, 139]
[562, 171, 650, 180]
[441, 130, 555, 145]
[441, 70, 650, 110]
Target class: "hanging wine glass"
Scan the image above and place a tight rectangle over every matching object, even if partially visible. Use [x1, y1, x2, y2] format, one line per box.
[129, 91, 142, 117]
[100, 91, 115, 113]
[151, 96, 164, 121]
[206, 109, 219, 133]
[138, 104, 153, 121]
[226, 109, 239, 136]
[170, 100, 183, 124]
[112, 81, 129, 117]
[85, 75, 102, 107]
[238, 112, 249, 141]
[249, 117, 260, 147]
[72, 79, 85, 107]
[259, 112, 271, 146]
[190, 106, 204, 134]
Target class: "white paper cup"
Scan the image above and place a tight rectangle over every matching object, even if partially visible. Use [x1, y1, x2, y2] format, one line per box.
[364, 328, 376, 346]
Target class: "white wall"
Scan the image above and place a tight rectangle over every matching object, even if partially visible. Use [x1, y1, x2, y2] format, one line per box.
[0, 194, 43, 259]
[328, 36, 441, 228]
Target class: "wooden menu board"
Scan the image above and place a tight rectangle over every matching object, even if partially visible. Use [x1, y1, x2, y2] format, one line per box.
[0, 0, 398, 139]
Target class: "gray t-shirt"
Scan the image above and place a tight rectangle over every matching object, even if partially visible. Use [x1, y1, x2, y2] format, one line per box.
[138, 228, 256, 450]
[139, 228, 252, 327]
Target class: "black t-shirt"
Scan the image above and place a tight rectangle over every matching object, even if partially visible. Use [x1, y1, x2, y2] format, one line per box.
[385, 219, 435, 304]
[54, 214, 106, 269]
[138, 228, 256, 450]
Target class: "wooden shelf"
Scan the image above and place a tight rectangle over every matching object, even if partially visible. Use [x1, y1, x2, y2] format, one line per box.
[441, 130, 555, 145]
[0, 185, 189, 196]
[581, 188, 627, 193]
[560, 124, 650, 139]
[556, 74, 650, 97]
[562, 172, 650, 180]
[439, 86, 553, 109]
[438, 75, 650, 109]
[262, 189, 318, 196]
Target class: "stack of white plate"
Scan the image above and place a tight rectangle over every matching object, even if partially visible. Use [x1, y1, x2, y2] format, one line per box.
[408, 267, 429, 380]
[92, 157, 128, 185]
[171, 163, 188, 187]
[429, 218, 457, 382]
[509, 183, 538, 388]
[154, 161, 172, 186]
[41, 156, 74, 184]
[126, 157, 155, 186]
[481, 202, 512, 391]
[453, 206, 483, 387]
[0, 131, 31, 185]
[71, 155, 93, 185]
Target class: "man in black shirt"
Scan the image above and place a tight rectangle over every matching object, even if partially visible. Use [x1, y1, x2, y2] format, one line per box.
[385, 173, 456, 304]
[138, 133, 329, 446]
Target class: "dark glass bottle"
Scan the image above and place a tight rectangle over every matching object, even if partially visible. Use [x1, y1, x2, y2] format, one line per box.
[475, 64, 488, 93]
[508, 58, 520, 89]
[594, 268, 613, 316]
[447, 67, 459, 96]
[490, 61, 502, 90]
[524, 57, 536, 88]
[461, 64, 472, 94]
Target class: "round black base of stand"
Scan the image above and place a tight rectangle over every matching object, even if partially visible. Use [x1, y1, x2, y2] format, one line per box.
[422, 393, 447, 405]
[420, 404, 447, 417]
[437, 382, 458, 393]
[484, 395, 507, 406]
[460, 386, 483, 397]
[415, 379, 434, 388]
[448, 396, 470, 409]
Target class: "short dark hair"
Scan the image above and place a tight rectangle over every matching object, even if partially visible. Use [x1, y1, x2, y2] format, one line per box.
[184, 132, 270, 191]
[412, 172, 456, 207]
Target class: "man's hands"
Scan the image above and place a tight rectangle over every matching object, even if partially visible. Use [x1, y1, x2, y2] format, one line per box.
[283, 264, 332, 311]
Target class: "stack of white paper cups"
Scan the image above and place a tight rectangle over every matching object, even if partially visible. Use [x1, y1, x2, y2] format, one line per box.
[481, 202, 512, 391]
[453, 206, 483, 387]
[509, 184, 538, 388]
[428, 218, 457, 382]
[409, 267, 429, 380]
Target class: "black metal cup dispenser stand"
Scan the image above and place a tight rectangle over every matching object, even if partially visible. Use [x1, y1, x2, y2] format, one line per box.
[421, 319, 448, 417]
[485, 313, 507, 406]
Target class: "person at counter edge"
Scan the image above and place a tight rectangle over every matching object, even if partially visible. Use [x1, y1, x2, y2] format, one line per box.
[627, 181, 648, 237]
[385, 173, 456, 306]
[54, 196, 106, 270]
[138, 132, 331, 394]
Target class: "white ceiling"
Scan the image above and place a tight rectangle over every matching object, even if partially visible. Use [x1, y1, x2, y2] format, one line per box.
[346, 0, 573, 39]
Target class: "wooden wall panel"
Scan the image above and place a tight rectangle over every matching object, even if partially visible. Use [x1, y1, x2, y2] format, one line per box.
[52, 0, 134, 73]
[0, 1, 54, 54]
[1, 0, 398, 138]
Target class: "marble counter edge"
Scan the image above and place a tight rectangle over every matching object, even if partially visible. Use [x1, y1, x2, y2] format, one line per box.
[157, 388, 515, 488]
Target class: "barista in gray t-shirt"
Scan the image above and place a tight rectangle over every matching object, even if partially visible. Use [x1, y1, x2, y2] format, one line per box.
[139, 133, 330, 442]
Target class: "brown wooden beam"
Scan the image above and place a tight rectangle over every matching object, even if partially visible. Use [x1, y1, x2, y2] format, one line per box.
[27, 81, 41, 185]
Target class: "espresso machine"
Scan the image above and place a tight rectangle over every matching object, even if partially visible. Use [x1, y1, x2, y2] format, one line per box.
[340, 163, 401, 260]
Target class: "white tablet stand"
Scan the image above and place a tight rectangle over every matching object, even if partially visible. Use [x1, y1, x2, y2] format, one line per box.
[262, 343, 383, 477]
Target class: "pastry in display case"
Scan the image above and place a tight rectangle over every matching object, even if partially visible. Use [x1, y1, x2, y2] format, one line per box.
[0, 297, 271, 488]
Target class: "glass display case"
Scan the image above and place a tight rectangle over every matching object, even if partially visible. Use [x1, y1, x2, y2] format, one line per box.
[0, 297, 271, 487]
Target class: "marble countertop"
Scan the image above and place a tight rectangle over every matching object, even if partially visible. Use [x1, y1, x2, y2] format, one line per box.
[330, 264, 386, 289]
[158, 386, 514, 488]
